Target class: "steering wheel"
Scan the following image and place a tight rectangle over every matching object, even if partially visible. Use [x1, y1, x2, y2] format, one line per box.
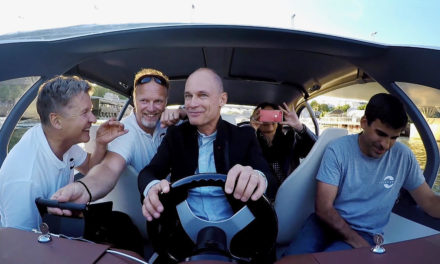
[147, 173, 278, 263]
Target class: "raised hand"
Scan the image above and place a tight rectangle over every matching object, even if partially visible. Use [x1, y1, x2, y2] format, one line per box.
[95, 117, 128, 145]
[279, 102, 303, 131]
[160, 108, 185, 128]
[250, 108, 262, 130]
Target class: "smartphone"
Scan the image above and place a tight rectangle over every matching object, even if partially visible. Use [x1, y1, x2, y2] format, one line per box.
[259, 110, 283, 123]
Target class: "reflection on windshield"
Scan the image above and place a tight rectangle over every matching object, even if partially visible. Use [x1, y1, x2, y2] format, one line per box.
[0, 24, 175, 43]
[1, 1, 439, 47]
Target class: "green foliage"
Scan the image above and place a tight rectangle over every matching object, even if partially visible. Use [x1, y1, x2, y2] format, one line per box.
[310, 100, 333, 112]
[357, 104, 367, 110]
[310, 100, 319, 110]
[310, 100, 335, 117]
[335, 104, 350, 112]
[320, 103, 333, 113]
[0, 84, 28, 102]
[92, 85, 107, 97]
[8, 128, 28, 152]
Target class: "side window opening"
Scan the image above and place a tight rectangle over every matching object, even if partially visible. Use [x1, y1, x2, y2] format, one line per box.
[0, 76, 40, 151]
[299, 81, 440, 193]
[78, 84, 129, 153]
[397, 82, 440, 193]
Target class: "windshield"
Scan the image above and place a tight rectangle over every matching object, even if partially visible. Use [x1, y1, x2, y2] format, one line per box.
[1, 0, 439, 47]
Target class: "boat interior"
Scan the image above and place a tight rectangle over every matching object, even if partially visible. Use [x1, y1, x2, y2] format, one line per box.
[1, 24, 440, 261]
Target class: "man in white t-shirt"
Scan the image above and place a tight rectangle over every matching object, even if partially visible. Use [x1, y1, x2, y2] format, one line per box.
[50, 68, 184, 210]
[0, 76, 127, 230]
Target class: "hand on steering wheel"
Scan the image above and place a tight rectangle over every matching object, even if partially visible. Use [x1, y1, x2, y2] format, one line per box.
[147, 173, 277, 263]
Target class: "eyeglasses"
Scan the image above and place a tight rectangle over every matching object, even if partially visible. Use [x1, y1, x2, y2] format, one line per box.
[137, 75, 169, 88]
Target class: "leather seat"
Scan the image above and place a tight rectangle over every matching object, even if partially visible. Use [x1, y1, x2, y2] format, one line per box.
[274, 128, 348, 245]
[94, 165, 148, 239]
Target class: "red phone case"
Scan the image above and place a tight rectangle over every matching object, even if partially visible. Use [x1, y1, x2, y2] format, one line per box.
[259, 110, 283, 122]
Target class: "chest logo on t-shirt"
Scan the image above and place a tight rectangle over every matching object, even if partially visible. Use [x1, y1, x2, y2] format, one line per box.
[383, 176, 395, 189]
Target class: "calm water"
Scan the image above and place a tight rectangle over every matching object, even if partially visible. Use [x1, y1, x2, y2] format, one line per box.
[398, 137, 440, 194]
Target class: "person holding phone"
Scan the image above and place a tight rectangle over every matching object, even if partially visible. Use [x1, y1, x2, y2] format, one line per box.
[250, 102, 317, 187]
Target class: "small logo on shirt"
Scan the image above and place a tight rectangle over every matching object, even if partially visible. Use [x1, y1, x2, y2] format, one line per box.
[70, 158, 74, 169]
[383, 176, 395, 189]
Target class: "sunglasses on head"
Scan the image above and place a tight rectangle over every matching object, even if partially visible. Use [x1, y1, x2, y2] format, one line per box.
[137, 75, 168, 88]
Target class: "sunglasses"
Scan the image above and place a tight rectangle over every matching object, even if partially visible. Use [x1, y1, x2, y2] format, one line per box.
[137, 75, 168, 88]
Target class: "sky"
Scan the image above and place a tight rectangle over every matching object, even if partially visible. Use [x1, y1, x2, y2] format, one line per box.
[1, 0, 440, 47]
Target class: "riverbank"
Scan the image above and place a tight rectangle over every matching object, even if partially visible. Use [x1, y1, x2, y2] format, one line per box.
[410, 118, 440, 141]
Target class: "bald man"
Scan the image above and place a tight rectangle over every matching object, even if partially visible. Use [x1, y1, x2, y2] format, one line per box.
[138, 68, 276, 222]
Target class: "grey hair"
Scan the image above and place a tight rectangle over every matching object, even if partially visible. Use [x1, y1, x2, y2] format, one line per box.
[37, 76, 92, 125]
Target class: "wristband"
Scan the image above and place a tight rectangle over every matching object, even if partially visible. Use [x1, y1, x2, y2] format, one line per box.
[76, 180, 92, 204]
[296, 124, 307, 134]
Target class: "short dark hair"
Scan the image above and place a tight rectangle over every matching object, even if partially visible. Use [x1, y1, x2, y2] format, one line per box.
[37, 76, 92, 125]
[254, 102, 278, 111]
[365, 93, 408, 129]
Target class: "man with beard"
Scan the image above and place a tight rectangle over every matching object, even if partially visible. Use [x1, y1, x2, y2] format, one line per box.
[51, 68, 182, 207]
[50, 68, 183, 255]
[0, 76, 127, 231]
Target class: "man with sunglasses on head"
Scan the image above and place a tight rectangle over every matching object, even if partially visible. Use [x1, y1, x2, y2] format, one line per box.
[139, 68, 276, 222]
[51, 68, 184, 211]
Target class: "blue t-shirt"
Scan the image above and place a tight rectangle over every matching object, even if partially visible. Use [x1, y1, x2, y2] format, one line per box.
[316, 134, 425, 235]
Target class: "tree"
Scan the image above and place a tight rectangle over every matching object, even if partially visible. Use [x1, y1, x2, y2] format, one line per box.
[310, 100, 319, 111]
[0, 84, 28, 102]
[310, 100, 334, 117]
[335, 104, 350, 112]
[319, 103, 332, 113]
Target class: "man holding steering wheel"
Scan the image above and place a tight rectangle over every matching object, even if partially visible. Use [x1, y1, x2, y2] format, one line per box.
[138, 67, 276, 223]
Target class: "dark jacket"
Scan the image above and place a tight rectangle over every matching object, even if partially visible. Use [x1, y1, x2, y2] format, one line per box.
[257, 125, 316, 184]
[138, 119, 277, 200]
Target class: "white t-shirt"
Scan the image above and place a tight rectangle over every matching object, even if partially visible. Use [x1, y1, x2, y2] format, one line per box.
[107, 112, 167, 172]
[0, 125, 87, 230]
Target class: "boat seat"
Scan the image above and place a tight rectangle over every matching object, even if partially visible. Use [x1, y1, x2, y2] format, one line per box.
[84, 124, 148, 242]
[94, 165, 148, 240]
[383, 212, 439, 244]
[274, 128, 348, 246]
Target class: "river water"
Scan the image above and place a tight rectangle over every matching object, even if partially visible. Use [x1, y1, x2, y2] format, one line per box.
[398, 137, 440, 194]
